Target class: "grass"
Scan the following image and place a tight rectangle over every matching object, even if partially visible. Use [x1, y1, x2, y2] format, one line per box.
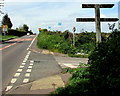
[0, 35, 18, 41]
[50, 66, 90, 96]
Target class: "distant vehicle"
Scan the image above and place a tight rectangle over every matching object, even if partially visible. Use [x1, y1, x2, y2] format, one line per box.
[27, 33, 30, 35]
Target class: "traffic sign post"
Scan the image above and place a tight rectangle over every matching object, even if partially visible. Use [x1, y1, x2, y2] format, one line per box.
[2, 25, 8, 36]
[72, 27, 76, 46]
[76, 4, 119, 43]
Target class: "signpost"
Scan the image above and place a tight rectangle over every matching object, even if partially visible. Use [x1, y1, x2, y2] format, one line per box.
[118, 1, 120, 31]
[76, 4, 119, 43]
[72, 27, 76, 46]
[2, 25, 8, 35]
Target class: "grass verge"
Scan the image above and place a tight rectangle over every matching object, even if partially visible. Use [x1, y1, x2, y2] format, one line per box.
[0, 35, 18, 41]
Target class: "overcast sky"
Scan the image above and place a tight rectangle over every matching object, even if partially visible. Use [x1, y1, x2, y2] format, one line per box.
[1, 0, 119, 33]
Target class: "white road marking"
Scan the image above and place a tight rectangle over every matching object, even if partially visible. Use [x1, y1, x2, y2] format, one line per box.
[22, 63, 26, 65]
[14, 73, 21, 77]
[27, 35, 37, 50]
[19, 65, 24, 68]
[17, 69, 23, 72]
[5, 86, 13, 91]
[29, 63, 33, 65]
[11, 78, 17, 83]
[23, 60, 27, 63]
[25, 73, 30, 77]
[26, 55, 29, 58]
[30, 60, 34, 63]
[24, 58, 28, 61]
[27, 51, 31, 55]
[27, 48, 29, 50]
[23, 79, 29, 83]
[26, 69, 32, 72]
[64, 64, 78, 68]
[28, 66, 32, 69]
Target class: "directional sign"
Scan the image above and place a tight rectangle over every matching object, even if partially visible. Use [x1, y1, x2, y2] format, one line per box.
[2, 25, 8, 32]
[76, 18, 119, 22]
[82, 4, 114, 8]
[76, 4, 119, 43]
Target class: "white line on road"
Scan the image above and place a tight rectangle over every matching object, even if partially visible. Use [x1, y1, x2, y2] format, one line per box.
[25, 73, 30, 77]
[29, 63, 33, 65]
[23, 60, 27, 63]
[23, 79, 29, 83]
[14, 73, 21, 77]
[30, 60, 34, 63]
[19, 65, 24, 68]
[27, 51, 31, 55]
[17, 69, 23, 72]
[10, 78, 17, 84]
[5, 86, 13, 92]
[28, 66, 33, 69]
[26, 69, 32, 72]
[27, 35, 37, 50]
[22, 63, 26, 65]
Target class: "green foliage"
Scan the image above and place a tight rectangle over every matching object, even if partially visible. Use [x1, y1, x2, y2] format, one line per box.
[8, 29, 32, 37]
[50, 30, 120, 96]
[37, 30, 75, 54]
[37, 29, 110, 56]
[18, 24, 29, 32]
[50, 68, 90, 96]
[22, 24, 29, 32]
[88, 30, 120, 96]
[0, 35, 18, 41]
[2, 14, 13, 28]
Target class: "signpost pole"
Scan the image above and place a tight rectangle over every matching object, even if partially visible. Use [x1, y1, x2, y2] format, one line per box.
[76, 4, 119, 43]
[73, 31, 75, 46]
[95, 5, 101, 43]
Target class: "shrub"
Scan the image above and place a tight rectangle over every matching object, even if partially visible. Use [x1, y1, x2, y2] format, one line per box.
[88, 30, 120, 96]
[50, 30, 120, 96]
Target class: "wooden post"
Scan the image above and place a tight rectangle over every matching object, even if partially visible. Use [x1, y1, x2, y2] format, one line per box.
[76, 4, 119, 43]
[95, 5, 101, 43]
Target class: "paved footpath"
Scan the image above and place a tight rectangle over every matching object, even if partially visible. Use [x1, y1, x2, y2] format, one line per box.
[4, 36, 88, 95]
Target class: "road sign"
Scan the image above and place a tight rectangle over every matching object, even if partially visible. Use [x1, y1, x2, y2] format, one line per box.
[82, 4, 114, 8]
[76, 4, 119, 43]
[76, 18, 119, 22]
[73, 27, 76, 32]
[2, 25, 8, 32]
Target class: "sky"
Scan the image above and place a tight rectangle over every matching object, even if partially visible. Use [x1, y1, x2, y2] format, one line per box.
[0, 0, 120, 33]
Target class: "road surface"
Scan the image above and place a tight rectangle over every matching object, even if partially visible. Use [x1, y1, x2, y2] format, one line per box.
[1, 35, 35, 91]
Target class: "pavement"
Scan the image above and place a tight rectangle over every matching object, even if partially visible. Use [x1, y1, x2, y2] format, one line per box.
[2, 35, 88, 96]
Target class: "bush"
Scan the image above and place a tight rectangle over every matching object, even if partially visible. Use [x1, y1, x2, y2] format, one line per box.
[37, 31, 78, 54]
[88, 30, 120, 96]
[50, 30, 120, 96]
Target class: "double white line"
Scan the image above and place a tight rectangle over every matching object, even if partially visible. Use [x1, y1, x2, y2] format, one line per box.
[5, 51, 33, 92]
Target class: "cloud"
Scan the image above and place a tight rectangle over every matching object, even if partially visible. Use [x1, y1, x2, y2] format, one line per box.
[5, 0, 119, 2]
[2, 1, 119, 33]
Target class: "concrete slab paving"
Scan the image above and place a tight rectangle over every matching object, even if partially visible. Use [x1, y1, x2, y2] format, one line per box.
[31, 75, 65, 90]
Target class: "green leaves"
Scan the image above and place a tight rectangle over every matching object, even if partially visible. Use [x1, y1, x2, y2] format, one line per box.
[2, 14, 13, 28]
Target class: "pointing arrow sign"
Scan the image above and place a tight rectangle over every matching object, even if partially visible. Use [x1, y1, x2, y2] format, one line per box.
[76, 18, 119, 22]
[82, 4, 114, 8]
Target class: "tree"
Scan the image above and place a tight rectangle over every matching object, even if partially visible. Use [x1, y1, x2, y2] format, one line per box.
[2, 14, 13, 28]
[22, 24, 29, 32]
[88, 30, 120, 96]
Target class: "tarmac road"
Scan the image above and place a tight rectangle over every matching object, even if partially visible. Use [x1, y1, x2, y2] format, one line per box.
[1, 35, 35, 91]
